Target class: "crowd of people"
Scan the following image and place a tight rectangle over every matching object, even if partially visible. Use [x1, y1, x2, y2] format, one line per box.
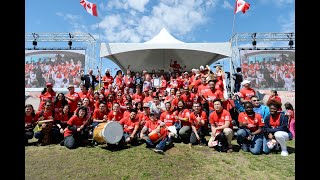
[25, 65, 295, 156]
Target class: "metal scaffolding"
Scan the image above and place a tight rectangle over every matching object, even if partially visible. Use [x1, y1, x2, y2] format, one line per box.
[25, 32, 96, 73]
[228, 32, 295, 93]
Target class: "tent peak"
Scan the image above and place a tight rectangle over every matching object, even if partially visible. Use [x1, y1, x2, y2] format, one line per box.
[144, 28, 185, 44]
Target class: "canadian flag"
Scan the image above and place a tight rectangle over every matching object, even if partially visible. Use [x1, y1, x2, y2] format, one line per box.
[234, 0, 250, 14]
[80, 0, 98, 17]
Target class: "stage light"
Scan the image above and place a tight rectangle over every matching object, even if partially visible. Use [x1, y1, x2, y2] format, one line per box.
[32, 40, 37, 49]
[288, 40, 294, 48]
[251, 33, 257, 49]
[68, 40, 72, 49]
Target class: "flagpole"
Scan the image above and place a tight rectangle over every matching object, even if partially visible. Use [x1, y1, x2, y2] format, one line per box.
[98, 21, 102, 89]
[229, 11, 237, 94]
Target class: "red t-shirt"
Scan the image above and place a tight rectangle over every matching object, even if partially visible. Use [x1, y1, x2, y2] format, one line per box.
[160, 111, 177, 127]
[38, 91, 56, 111]
[189, 111, 207, 130]
[238, 112, 264, 132]
[203, 89, 224, 110]
[175, 109, 191, 126]
[239, 88, 256, 101]
[209, 109, 232, 133]
[107, 111, 123, 121]
[63, 115, 86, 137]
[93, 109, 108, 120]
[269, 114, 280, 128]
[144, 120, 162, 133]
[119, 117, 139, 134]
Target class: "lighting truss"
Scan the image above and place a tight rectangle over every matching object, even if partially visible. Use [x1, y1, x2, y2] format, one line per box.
[25, 32, 96, 73]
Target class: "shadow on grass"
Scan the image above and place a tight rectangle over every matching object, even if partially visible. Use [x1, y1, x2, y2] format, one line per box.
[101, 143, 131, 151]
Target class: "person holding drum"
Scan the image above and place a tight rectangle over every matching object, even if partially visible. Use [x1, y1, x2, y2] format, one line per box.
[119, 109, 140, 145]
[34, 100, 55, 145]
[62, 106, 91, 149]
[140, 112, 169, 154]
[25, 104, 38, 145]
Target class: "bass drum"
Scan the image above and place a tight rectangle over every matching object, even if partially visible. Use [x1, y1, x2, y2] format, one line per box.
[93, 121, 123, 144]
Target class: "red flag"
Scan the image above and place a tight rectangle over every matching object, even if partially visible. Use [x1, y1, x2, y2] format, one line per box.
[80, 0, 98, 17]
[234, 0, 250, 14]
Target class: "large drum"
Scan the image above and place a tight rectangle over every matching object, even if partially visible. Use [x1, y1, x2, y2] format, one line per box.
[93, 121, 124, 144]
[148, 127, 167, 143]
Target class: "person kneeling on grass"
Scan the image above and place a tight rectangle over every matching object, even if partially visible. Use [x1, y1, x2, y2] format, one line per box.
[236, 102, 265, 155]
[140, 112, 169, 154]
[62, 106, 91, 149]
[263, 99, 292, 157]
[119, 109, 140, 145]
[208, 99, 233, 153]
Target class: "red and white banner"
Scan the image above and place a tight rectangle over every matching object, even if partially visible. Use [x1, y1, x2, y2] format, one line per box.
[80, 0, 98, 17]
[234, 0, 250, 14]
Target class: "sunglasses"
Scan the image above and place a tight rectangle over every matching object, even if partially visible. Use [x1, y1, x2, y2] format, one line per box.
[252, 100, 258, 102]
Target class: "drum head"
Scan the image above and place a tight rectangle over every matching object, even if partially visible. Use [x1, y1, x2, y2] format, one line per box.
[102, 121, 123, 144]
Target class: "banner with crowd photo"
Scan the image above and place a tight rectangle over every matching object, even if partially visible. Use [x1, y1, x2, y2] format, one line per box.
[239, 49, 295, 91]
[25, 50, 86, 91]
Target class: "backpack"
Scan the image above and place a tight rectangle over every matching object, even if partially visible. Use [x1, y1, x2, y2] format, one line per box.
[213, 132, 229, 152]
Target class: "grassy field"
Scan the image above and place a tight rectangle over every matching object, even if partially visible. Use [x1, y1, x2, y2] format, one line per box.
[25, 137, 295, 180]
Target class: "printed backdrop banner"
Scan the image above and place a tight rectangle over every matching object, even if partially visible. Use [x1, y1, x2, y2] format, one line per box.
[25, 50, 86, 91]
[239, 49, 295, 91]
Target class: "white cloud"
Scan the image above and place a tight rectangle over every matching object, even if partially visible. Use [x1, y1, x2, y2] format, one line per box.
[222, 0, 233, 9]
[259, 0, 294, 7]
[279, 12, 295, 33]
[56, 12, 87, 32]
[94, 0, 217, 42]
[128, 0, 149, 12]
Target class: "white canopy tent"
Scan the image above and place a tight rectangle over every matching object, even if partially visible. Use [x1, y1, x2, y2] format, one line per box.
[99, 28, 232, 73]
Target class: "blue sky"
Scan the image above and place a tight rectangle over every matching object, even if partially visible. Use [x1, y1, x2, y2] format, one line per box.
[25, 0, 295, 76]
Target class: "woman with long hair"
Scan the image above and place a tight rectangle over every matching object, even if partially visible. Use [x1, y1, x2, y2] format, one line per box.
[25, 104, 37, 144]
[284, 102, 295, 139]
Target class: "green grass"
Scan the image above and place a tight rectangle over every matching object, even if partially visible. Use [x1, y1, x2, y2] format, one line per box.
[25, 138, 295, 180]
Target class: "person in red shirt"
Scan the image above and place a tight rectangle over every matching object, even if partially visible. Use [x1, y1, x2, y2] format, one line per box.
[54, 104, 72, 143]
[263, 99, 292, 156]
[101, 69, 114, 89]
[65, 84, 80, 114]
[181, 86, 199, 110]
[107, 102, 124, 121]
[53, 93, 68, 114]
[174, 100, 191, 143]
[189, 103, 207, 147]
[92, 102, 109, 129]
[119, 109, 140, 145]
[268, 90, 282, 111]
[239, 80, 256, 103]
[34, 100, 55, 145]
[208, 99, 233, 152]
[62, 106, 90, 149]
[203, 80, 224, 115]
[132, 85, 145, 104]
[140, 112, 168, 154]
[236, 102, 265, 155]
[38, 82, 56, 111]
[25, 104, 37, 145]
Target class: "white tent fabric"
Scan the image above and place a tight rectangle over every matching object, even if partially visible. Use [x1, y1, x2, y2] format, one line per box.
[100, 28, 232, 72]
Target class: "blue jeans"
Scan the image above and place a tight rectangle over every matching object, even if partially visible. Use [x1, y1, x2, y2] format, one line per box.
[155, 136, 169, 151]
[262, 136, 271, 154]
[236, 128, 263, 155]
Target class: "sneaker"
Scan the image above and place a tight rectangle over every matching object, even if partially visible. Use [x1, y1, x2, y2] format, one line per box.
[59, 140, 64, 146]
[153, 148, 164, 154]
[188, 143, 192, 149]
[199, 143, 206, 147]
[281, 150, 289, 156]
